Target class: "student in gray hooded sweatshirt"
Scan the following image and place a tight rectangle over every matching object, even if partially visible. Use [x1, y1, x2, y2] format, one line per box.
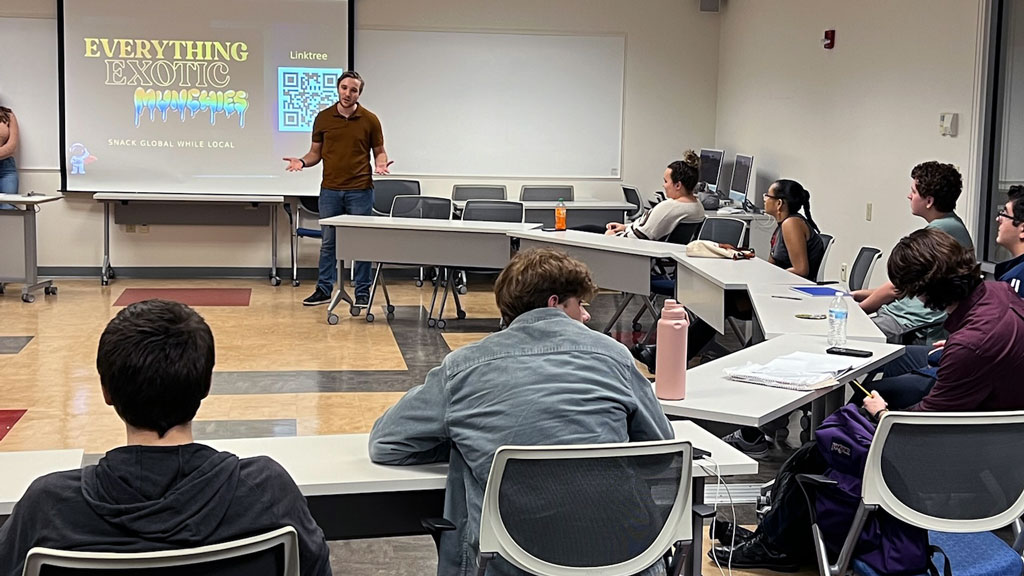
[0, 300, 330, 576]
[369, 248, 674, 576]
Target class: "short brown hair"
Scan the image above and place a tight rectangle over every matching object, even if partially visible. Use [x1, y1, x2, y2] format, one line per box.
[338, 70, 364, 93]
[494, 248, 598, 323]
[888, 228, 981, 311]
[911, 161, 962, 213]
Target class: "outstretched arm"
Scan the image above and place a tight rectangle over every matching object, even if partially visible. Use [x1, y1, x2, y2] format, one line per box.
[283, 141, 323, 172]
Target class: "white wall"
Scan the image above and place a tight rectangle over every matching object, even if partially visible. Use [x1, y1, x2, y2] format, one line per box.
[4, 0, 719, 270]
[714, 0, 984, 285]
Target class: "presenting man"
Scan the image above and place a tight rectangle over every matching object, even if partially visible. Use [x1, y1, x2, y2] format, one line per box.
[0, 300, 330, 576]
[369, 248, 674, 576]
[285, 70, 389, 308]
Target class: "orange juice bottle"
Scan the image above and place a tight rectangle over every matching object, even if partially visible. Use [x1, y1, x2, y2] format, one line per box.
[555, 198, 567, 230]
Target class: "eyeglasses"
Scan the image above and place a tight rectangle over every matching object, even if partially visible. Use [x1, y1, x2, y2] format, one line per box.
[763, 193, 780, 199]
[998, 209, 1023, 225]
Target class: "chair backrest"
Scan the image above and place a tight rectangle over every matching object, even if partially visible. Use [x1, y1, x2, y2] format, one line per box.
[478, 440, 693, 576]
[666, 220, 702, 245]
[816, 233, 835, 283]
[848, 246, 882, 291]
[390, 195, 452, 220]
[520, 185, 574, 202]
[23, 527, 298, 576]
[621, 186, 644, 220]
[297, 196, 320, 215]
[697, 216, 747, 247]
[373, 179, 421, 215]
[452, 185, 507, 201]
[863, 411, 1024, 533]
[462, 200, 524, 223]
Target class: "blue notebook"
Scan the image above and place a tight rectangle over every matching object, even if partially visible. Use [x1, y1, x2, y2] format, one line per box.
[790, 286, 849, 297]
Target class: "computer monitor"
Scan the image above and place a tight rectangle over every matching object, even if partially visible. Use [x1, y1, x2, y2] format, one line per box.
[699, 148, 724, 191]
[729, 154, 754, 208]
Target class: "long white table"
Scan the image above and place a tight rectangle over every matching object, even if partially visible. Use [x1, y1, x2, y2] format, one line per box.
[318, 215, 542, 326]
[0, 449, 84, 516]
[92, 193, 285, 286]
[658, 334, 903, 430]
[747, 284, 885, 343]
[0, 194, 63, 302]
[454, 199, 633, 228]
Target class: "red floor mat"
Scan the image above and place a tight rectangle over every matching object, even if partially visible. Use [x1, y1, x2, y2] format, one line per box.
[114, 288, 252, 307]
[0, 410, 27, 442]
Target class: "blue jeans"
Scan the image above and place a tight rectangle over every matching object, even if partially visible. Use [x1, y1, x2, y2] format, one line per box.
[857, 345, 935, 409]
[317, 187, 373, 297]
[0, 157, 17, 210]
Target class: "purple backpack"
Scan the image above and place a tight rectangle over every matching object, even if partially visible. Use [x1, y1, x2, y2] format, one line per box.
[814, 405, 931, 575]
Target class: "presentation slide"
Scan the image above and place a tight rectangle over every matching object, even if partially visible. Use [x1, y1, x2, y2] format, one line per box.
[60, 0, 350, 195]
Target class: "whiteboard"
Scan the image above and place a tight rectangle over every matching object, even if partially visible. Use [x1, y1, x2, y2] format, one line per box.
[356, 29, 624, 179]
[0, 17, 59, 170]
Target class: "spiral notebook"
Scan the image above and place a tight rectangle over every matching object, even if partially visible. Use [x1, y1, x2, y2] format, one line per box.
[724, 352, 855, 391]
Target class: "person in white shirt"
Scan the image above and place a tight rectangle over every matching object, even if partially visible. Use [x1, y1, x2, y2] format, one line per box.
[605, 151, 706, 240]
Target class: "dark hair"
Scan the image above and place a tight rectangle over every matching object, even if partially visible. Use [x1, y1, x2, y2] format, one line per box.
[337, 70, 364, 93]
[1008, 185, 1024, 224]
[771, 179, 820, 233]
[0, 106, 10, 125]
[667, 150, 700, 194]
[494, 248, 598, 323]
[888, 228, 982, 311]
[96, 299, 215, 437]
[911, 161, 962, 213]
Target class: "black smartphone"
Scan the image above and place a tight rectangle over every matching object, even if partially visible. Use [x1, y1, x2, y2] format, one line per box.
[826, 347, 873, 358]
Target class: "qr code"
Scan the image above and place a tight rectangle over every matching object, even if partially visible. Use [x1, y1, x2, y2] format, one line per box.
[278, 67, 344, 132]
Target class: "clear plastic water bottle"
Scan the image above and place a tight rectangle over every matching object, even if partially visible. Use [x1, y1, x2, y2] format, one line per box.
[827, 291, 848, 347]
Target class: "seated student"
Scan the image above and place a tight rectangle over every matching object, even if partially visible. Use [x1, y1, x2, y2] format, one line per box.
[368, 248, 674, 576]
[763, 179, 825, 280]
[0, 300, 331, 576]
[996, 184, 1024, 296]
[604, 150, 705, 240]
[853, 161, 974, 343]
[711, 227, 1024, 571]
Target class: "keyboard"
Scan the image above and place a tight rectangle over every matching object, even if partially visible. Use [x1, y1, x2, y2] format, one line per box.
[717, 207, 743, 215]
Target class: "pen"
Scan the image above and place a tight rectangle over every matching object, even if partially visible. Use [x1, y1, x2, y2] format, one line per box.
[851, 380, 874, 398]
[771, 295, 802, 301]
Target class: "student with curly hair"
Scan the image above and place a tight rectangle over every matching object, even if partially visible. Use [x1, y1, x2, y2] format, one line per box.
[853, 161, 974, 342]
[996, 185, 1024, 296]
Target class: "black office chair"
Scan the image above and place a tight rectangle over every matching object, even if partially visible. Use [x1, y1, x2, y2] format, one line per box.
[520, 185, 574, 202]
[847, 246, 882, 292]
[452, 185, 507, 201]
[282, 196, 322, 287]
[373, 179, 421, 216]
[815, 233, 835, 283]
[697, 216, 747, 247]
[462, 200, 524, 223]
[621, 185, 646, 222]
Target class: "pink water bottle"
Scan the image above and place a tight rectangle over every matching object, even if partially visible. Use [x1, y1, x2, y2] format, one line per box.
[655, 300, 690, 400]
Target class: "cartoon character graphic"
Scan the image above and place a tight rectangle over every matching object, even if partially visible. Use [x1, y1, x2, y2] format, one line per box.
[68, 143, 96, 175]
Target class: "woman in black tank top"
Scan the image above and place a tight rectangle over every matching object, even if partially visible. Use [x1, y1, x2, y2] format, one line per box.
[764, 179, 825, 280]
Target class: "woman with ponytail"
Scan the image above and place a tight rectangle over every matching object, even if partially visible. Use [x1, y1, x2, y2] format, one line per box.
[605, 150, 705, 240]
[763, 179, 825, 280]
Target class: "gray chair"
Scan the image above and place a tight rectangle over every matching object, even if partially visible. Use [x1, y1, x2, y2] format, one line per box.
[697, 216, 747, 247]
[796, 411, 1024, 576]
[23, 527, 298, 576]
[476, 439, 699, 576]
[283, 196, 322, 287]
[816, 233, 835, 283]
[368, 196, 456, 325]
[373, 179, 421, 216]
[520, 185, 574, 202]
[848, 246, 882, 292]
[462, 199, 524, 223]
[452, 185, 507, 201]
[622, 185, 646, 222]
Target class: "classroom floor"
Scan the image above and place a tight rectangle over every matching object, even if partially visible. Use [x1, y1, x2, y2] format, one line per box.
[0, 273, 810, 575]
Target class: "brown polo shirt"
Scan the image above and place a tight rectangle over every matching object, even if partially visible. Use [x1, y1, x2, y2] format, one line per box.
[311, 103, 383, 190]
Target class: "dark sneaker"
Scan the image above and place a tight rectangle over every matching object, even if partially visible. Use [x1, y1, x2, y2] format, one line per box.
[709, 534, 800, 572]
[723, 429, 771, 457]
[710, 516, 757, 545]
[354, 295, 370, 307]
[303, 288, 331, 306]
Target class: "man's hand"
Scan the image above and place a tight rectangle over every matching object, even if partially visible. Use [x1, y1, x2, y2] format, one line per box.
[605, 222, 626, 234]
[932, 340, 946, 349]
[283, 158, 304, 172]
[862, 391, 888, 417]
[374, 160, 394, 175]
[851, 289, 870, 303]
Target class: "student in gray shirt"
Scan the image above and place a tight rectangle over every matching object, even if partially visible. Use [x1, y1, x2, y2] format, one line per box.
[606, 150, 706, 240]
[369, 248, 674, 576]
[852, 161, 974, 343]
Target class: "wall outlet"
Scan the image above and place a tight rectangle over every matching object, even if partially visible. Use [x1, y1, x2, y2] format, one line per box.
[125, 224, 136, 233]
[138, 225, 149, 234]
[840, 263, 848, 281]
[865, 202, 873, 221]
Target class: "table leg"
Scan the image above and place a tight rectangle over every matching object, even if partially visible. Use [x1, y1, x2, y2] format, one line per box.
[101, 202, 111, 286]
[269, 204, 280, 286]
[326, 258, 354, 325]
[290, 200, 299, 286]
[691, 476, 705, 576]
[18, 208, 52, 303]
